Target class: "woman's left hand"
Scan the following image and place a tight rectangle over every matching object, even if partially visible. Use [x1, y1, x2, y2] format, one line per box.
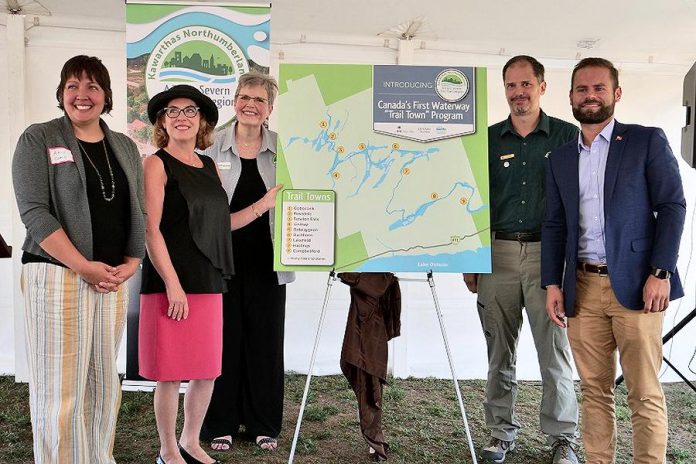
[113, 256, 140, 282]
[258, 184, 284, 211]
[231, 184, 284, 231]
[96, 256, 140, 292]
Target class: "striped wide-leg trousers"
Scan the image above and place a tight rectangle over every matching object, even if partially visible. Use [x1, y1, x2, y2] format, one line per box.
[21, 262, 127, 464]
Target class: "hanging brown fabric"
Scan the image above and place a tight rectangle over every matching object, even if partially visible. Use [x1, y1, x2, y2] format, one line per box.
[338, 272, 401, 461]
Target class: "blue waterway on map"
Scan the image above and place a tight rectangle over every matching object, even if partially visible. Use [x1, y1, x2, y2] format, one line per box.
[285, 110, 487, 230]
[387, 181, 486, 230]
[355, 247, 491, 273]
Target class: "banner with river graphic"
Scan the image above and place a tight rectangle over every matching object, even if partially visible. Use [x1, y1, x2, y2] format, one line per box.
[126, 1, 270, 155]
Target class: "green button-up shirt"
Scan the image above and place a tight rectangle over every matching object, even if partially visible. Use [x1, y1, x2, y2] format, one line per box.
[488, 110, 578, 233]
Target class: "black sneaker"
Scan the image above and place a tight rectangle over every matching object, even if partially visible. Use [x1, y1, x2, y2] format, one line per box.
[480, 437, 515, 463]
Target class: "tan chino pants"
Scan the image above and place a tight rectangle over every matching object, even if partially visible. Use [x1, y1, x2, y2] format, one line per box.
[568, 270, 667, 464]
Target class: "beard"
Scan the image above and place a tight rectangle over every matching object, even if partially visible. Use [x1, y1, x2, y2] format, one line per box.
[510, 97, 531, 116]
[572, 99, 615, 124]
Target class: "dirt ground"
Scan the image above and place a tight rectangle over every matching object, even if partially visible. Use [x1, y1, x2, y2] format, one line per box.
[1, 375, 694, 463]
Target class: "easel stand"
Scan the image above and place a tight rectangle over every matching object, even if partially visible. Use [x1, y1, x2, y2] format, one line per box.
[615, 306, 696, 393]
[287, 271, 478, 464]
[288, 271, 338, 463]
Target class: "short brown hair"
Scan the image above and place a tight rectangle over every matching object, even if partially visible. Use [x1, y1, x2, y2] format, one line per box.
[572, 57, 620, 89]
[153, 111, 214, 150]
[56, 55, 113, 114]
[234, 71, 278, 106]
[503, 55, 545, 83]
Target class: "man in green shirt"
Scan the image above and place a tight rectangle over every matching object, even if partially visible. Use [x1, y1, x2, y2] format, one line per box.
[463, 56, 579, 464]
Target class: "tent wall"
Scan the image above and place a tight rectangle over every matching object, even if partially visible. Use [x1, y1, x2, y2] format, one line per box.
[1, 19, 695, 382]
[0, 35, 12, 375]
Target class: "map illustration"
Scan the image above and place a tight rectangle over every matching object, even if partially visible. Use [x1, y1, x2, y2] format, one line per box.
[274, 64, 491, 273]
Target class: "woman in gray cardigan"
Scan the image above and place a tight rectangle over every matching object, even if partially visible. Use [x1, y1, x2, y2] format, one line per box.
[11, 55, 145, 464]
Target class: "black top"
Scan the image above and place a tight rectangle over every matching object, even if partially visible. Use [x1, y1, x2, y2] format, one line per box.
[230, 158, 274, 274]
[80, 139, 130, 266]
[22, 138, 130, 267]
[140, 149, 234, 294]
[488, 111, 578, 233]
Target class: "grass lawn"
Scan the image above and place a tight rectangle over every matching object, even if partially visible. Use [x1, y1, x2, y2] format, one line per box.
[1, 375, 695, 463]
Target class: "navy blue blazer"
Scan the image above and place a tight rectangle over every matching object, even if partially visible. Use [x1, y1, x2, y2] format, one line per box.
[541, 121, 686, 316]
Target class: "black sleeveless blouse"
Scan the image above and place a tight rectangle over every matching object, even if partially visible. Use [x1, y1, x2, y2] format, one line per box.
[140, 149, 234, 294]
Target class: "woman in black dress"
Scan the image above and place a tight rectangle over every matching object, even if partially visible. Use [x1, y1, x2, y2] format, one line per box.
[201, 71, 294, 452]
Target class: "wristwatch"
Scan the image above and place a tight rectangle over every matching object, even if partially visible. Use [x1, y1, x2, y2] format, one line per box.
[651, 267, 672, 280]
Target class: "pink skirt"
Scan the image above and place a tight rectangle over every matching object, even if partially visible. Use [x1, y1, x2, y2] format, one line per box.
[138, 293, 222, 381]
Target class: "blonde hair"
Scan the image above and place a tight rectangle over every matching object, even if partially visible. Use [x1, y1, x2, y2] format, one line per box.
[234, 71, 278, 106]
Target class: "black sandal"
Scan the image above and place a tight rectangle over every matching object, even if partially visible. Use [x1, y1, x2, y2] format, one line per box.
[255, 436, 278, 451]
[210, 437, 232, 451]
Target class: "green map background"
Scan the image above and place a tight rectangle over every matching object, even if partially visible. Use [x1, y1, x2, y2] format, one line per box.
[274, 64, 490, 273]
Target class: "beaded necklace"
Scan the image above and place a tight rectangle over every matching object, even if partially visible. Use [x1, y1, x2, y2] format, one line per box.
[77, 140, 115, 202]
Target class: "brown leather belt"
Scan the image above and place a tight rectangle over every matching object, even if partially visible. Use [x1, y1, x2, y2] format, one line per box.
[495, 231, 541, 242]
[577, 262, 609, 276]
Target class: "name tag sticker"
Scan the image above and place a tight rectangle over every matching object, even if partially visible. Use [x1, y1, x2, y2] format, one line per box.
[500, 153, 515, 160]
[217, 161, 232, 170]
[48, 147, 74, 165]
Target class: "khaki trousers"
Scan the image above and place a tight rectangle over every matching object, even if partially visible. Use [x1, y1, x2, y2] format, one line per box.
[568, 270, 666, 464]
[477, 238, 578, 444]
[21, 263, 127, 464]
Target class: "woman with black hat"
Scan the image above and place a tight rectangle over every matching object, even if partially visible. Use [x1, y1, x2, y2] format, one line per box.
[138, 84, 234, 464]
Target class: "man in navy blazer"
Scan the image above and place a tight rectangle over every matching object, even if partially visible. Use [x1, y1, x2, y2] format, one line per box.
[541, 57, 686, 464]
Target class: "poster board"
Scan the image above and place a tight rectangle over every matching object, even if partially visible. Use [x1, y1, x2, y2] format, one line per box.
[274, 64, 491, 273]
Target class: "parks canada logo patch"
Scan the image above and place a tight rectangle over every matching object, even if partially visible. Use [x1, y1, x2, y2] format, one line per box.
[145, 25, 250, 127]
[435, 69, 469, 103]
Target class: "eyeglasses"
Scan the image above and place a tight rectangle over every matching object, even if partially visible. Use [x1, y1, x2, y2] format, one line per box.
[237, 94, 268, 104]
[162, 106, 200, 118]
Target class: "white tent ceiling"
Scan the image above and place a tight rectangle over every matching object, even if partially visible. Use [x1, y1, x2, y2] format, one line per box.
[2, 0, 696, 72]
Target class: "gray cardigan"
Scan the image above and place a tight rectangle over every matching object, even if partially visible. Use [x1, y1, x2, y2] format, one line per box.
[202, 122, 295, 285]
[12, 115, 146, 263]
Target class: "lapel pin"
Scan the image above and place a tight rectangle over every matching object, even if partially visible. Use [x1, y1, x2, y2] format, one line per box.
[615, 135, 623, 141]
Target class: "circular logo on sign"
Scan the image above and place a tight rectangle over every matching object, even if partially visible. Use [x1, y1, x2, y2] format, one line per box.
[145, 26, 250, 127]
[435, 69, 469, 103]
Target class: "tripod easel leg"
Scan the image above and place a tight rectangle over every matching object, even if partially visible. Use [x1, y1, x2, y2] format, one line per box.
[615, 305, 696, 389]
[427, 272, 479, 464]
[288, 271, 337, 464]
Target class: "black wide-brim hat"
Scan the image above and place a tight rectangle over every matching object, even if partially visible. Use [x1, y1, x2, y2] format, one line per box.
[147, 84, 219, 126]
